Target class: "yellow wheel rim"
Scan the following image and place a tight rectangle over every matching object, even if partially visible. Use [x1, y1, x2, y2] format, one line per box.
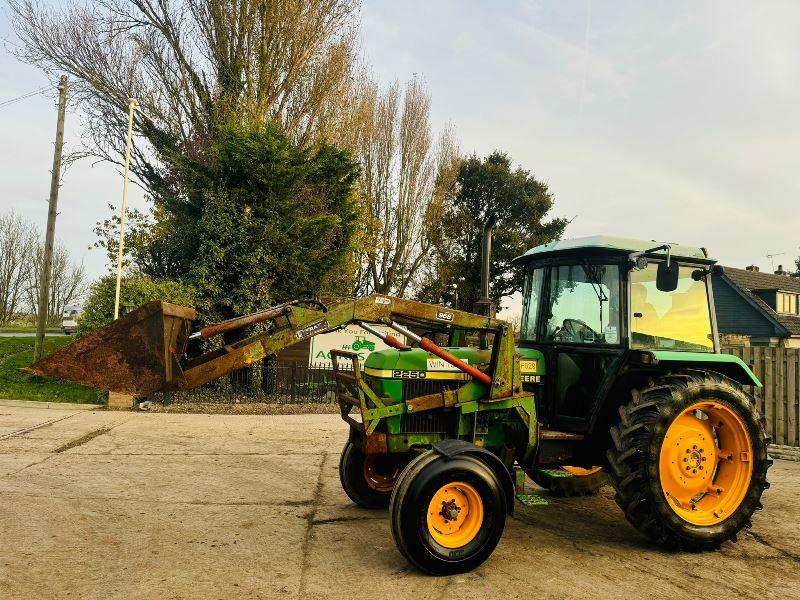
[363, 454, 400, 493]
[562, 466, 602, 476]
[427, 482, 484, 548]
[659, 401, 753, 526]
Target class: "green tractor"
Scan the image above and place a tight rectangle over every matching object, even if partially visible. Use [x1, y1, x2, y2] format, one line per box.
[336, 235, 770, 574]
[27, 234, 771, 576]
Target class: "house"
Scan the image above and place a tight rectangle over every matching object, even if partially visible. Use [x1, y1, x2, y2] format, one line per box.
[712, 264, 800, 348]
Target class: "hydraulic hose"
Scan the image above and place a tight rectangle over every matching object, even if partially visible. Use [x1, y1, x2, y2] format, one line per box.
[386, 322, 493, 386]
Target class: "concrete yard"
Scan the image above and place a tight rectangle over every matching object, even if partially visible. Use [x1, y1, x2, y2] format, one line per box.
[0, 404, 798, 599]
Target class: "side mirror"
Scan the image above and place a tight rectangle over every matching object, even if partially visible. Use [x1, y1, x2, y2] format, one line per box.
[657, 260, 679, 292]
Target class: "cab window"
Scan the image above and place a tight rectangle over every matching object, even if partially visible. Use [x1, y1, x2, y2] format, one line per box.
[630, 263, 713, 352]
[520, 267, 544, 340]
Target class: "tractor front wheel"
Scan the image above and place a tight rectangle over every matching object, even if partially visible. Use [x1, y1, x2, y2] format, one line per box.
[530, 466, 607, 496]
[607, 370, 771, 550]
[339, 441, 402, 509]
[390, 451, 507, 575]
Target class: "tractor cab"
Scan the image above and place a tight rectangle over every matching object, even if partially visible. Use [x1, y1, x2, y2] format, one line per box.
[513, 236, 720, 434]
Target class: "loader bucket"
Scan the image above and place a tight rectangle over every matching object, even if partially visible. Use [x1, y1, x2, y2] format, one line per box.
[23, 301, 197, 396]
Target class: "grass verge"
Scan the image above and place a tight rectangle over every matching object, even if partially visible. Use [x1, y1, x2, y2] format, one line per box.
[0, 337, 106, 404]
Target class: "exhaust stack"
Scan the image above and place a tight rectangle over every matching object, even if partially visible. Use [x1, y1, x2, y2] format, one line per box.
[473, 213, 497, 318]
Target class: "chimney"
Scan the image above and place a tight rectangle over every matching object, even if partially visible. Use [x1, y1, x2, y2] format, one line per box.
[745, 265, 759, 272]
[775, 265, 789, 276]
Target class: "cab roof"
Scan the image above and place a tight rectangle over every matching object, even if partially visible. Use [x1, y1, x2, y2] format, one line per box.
[513, 235, 713, 265]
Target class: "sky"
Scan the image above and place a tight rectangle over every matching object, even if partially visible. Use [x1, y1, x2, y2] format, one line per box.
[1, 0, 799, 319]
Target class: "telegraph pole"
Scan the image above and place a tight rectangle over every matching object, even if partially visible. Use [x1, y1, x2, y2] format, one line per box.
[34, 76, 68, 361]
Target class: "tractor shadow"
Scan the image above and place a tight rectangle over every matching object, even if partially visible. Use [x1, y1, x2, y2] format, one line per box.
[509, 482, 662, 552]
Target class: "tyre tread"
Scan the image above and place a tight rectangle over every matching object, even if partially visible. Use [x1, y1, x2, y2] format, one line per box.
[606, 369, 771, 551]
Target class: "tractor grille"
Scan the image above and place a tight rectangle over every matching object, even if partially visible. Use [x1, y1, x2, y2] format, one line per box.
[361, 376, 457, 433]
[401, 379, 453, 402]
[400, 410, 456, 434]
[401, 379, 457, 434]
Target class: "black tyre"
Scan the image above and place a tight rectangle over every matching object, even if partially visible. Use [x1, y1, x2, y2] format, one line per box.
[390, 451, 507, 575]
[607, 369, 771, 550]
[339, 441, 401, 509]
[529, 466, 607, 496]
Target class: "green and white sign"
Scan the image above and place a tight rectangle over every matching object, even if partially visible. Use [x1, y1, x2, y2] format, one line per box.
[308, 324, 403, 368]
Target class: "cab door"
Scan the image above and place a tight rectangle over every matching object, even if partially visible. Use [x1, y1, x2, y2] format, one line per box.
[521, 261, 626, 432]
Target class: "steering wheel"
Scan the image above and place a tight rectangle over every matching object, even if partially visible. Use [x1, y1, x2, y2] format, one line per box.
[554, 318, 599, 342]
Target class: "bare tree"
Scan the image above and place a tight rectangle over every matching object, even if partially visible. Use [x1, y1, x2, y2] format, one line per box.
[0, 211, 37, 325]
[26, 239, 88, 325]
[354, 77, 461, 296]
[9, 0, 361, 195]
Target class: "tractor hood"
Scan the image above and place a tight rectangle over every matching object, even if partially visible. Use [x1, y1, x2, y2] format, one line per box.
[363, 347, 492, 380]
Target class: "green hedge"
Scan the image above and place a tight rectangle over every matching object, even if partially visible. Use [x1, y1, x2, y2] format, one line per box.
[78, 276, 196, 336]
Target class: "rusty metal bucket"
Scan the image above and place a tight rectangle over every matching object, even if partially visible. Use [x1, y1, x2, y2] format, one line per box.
[23, 301, 196, 396]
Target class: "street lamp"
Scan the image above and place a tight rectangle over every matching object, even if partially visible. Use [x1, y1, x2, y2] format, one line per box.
[113, 98, 137, 320]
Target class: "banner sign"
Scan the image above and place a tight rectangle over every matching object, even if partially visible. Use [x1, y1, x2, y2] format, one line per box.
[308, 324, 404, 368]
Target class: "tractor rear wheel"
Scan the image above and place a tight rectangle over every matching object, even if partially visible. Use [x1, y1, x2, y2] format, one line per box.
[530, 466, 607, 496]
[339, 441, 402, 509]
[607, 370, 771, 550]
[390, 450, 506, 575]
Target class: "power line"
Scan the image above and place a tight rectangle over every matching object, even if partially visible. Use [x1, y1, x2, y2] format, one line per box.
[0, 86, 53, 110]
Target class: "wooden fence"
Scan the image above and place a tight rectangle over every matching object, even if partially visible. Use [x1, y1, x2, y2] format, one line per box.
[722, 346, 800, 448]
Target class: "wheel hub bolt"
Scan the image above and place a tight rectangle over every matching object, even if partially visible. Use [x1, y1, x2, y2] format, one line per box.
[440, 499, 461, 522]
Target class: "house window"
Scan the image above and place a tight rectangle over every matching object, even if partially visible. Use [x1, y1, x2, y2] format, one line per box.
[777, 292, 798, 315]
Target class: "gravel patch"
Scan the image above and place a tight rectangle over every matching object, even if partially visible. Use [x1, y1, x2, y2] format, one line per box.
[146, 401, 340, 415]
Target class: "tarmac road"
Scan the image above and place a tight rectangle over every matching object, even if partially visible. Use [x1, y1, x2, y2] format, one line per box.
[0, 404, 798, 599]
[0, 332, 66, 337]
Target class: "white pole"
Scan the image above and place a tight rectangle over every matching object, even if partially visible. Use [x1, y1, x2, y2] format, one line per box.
[113, 98, 137, 320]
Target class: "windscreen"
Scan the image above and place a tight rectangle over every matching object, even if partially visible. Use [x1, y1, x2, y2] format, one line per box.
[543, 263, 621, 345]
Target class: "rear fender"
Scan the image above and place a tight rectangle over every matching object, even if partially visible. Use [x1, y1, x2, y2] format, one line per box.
[648, 351, 762, 388]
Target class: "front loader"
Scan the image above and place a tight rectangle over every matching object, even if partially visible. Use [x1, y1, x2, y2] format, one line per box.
[25, 233, 772, 575]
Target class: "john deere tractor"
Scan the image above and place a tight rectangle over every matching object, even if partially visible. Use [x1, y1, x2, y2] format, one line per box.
[28, 233, 771, 576]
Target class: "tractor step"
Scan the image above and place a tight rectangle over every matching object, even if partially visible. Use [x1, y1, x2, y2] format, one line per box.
[534, 468, 574, 478]
[513, 466, 549, 506]
[539, 429, 584, 440]
[515, 493, 548, 506]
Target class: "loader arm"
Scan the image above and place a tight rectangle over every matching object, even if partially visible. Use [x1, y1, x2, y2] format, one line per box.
[179, 294, 518, 398]
[25, 295, 519, 398]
